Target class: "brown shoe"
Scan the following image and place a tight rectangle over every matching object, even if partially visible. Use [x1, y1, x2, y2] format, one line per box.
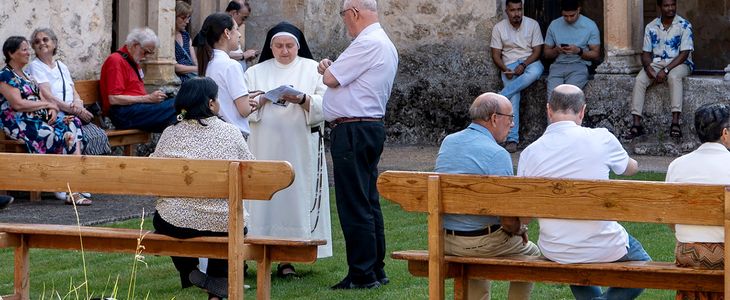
[504, 141, 518, 153]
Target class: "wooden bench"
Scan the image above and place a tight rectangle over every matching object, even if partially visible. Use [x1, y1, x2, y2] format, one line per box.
[377, 171, 730, 299]
[0, 153, 326, 300]
[0, 80, 151, 201]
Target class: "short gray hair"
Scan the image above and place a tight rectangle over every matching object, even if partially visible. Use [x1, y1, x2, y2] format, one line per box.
[125, 27, 159, 48]
[469, 93, 504, 121]
[549, 84, 585, 114]
[30, 28, 59, 55]
[343, 0, 377, 11]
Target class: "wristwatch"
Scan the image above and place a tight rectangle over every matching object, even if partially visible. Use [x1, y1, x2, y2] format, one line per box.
[663, 67, 671, 74]
[577, 48, 584, 56]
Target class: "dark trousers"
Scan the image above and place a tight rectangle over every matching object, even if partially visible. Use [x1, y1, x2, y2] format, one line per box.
[152, 211, 228, 288]
[330, 121, 386, 284]
[109, 98, 176, 133]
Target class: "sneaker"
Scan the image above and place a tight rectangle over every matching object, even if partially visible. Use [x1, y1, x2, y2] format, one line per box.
[54, 192, 67, 200]
[189, 269, 228, 298]
[330, 276, 381, 290]
[81, 192, 92, 198]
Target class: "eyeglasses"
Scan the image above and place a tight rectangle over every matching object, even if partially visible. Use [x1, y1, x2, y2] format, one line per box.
[142, 46, 155, 56]
[495, 112, 515, 120]
[177, 15, 191, 22]
[339, 7, 358, 17]
[33, 37, 51, 45]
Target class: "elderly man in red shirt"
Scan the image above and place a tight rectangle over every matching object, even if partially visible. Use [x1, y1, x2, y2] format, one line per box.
[100, 27, 177, 132]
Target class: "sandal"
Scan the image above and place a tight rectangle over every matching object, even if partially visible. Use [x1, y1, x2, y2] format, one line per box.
[624, 125, 645, 139]
[276, 263, 297, 278]
[64, 193, 92, 206]
[670, 123, 682, 138]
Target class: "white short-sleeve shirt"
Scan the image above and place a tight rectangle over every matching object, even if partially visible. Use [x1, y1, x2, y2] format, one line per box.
[323, 23, 398, 121]
[205, 49, 250, 135]
[666, 142, 730, 243]
[27, 58, 75, 103]
[490, 17, 544, 65]
[517, 121, 631, 264]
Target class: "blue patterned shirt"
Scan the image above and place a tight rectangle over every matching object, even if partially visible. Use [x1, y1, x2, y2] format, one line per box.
[643, 15, 694, 70]
[435, 123, 511, 231]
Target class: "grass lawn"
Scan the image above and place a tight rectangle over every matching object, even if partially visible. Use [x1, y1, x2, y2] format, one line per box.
[0, 172, 678, 299]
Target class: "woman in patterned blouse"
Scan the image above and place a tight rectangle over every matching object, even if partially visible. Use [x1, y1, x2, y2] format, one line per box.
[151, 77, 253, 299]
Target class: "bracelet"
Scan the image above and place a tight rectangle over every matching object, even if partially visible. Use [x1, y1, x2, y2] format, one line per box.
[298, 94, 307, 105]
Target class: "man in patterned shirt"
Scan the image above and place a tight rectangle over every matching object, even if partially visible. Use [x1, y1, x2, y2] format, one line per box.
[627, 0, 693, 139]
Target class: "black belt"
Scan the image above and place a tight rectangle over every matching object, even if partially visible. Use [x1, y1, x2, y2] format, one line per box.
[328, 117, 383, 129]
[311, 126, 320, 133]
[445, 224, 502, 237]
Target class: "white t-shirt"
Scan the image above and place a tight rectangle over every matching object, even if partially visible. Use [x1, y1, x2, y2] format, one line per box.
[517, 121, 630, 264]
[27, 58, 75, 103]
[205, 49, 249, 135]
[666, 142, 730, 243]
[323, 23, 398, 121]
[490, 17, 544, 65]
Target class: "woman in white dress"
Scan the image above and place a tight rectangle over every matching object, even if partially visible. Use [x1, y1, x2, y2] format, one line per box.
[245, 22, 332, 277]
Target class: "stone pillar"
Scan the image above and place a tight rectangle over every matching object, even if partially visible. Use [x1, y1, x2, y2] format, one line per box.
[116, 0, 148, 50]
[596, 0, 643, 74]
[144, 0, 179, 86]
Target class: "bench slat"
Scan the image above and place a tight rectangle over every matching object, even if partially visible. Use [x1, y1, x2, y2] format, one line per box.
[0, 154, 293, 200]
[377, 171, 726, 225]
[394, 250, 724, 292]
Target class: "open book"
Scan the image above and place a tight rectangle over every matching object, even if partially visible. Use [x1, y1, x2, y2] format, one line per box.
[262, 85, 303, 107]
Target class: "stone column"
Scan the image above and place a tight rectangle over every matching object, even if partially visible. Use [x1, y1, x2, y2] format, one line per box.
[596, 0, 643, 74]
[144, 0, 179, 86]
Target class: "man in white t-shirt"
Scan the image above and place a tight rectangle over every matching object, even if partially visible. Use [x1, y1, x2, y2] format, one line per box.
[490, 0, 544, 153]
[517, 84, 649, 300]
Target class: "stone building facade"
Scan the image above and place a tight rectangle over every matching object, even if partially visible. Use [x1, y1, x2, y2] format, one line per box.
[1, 0, 728, 155]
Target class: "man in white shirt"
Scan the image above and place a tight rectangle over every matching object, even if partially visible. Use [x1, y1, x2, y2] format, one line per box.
[491, 0, 544, 153]
[518, 84, 649, 300]
[666, 102, 730, 300]
[317, 0, 398, 290]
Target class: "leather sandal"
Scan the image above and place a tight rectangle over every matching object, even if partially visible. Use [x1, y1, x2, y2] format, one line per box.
[65, 193, 92, 206]
[624, 125, 645, 139]
[670, 123, 682, 138]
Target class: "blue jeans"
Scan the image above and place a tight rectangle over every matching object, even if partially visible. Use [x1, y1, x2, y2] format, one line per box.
[569, 235, 651, 300]
[109, 98, 177, 133]
[499, 60, 543, 143]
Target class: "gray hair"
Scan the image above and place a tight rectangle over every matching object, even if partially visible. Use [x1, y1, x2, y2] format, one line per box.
[30, 28, 59, 55]
[343, 0, 378, 11]
[549, 84, 585, 114]
[124, 27, 159, 48]
[469, 93, 504, 121]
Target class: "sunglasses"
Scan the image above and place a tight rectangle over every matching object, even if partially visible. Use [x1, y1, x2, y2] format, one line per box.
[33, 37, 51, 45]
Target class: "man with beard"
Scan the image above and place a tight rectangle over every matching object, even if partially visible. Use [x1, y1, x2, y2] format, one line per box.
[491, 0, 544, 153]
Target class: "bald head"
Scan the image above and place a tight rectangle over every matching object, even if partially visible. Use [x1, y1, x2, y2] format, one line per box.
[470, 92, 510, 121]
[549, 84, 585, 114]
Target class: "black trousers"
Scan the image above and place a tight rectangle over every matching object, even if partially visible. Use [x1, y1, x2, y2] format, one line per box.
[330, 121, 386, 284]
[152, 211, 228, 288]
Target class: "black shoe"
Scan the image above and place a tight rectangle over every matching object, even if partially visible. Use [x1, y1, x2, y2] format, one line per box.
[375, 269, 390, 285]
[189, 270, 228, 298]
[330, 276, 381, 290]
[276, 263, 297, 278]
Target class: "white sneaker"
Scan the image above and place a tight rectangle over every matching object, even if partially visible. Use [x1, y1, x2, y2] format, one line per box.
[54, 192, 67, 200]
[81, 192, 91, 198]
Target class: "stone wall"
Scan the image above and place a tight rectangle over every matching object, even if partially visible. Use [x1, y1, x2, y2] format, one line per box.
[0, 0, 112, 80]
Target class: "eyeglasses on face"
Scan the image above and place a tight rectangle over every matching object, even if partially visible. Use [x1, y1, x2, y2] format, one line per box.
[495, 112, 515, 120]
[177, 15, 191, 22]
[339, 7, 358, 17]
[141, 46, 155, 56]
[33, 37, 51, 45]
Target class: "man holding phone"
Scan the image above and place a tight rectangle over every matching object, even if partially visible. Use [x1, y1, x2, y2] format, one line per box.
[490, 0, 544, 153]
[543, 0, 600, 100]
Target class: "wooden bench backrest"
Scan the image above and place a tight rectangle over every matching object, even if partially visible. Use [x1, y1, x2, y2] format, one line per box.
[0, 153, 293, 200]
[377, 171, 729, 226]
[75, 79, 101, 107]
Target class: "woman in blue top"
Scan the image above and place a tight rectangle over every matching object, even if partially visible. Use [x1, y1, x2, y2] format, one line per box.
[174, 1, 198, 83]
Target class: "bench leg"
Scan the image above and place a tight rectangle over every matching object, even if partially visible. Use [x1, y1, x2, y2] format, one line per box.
[454, 265, 469, 300]
[29, 191, 41, 202]
[256, 246, 272, 300]
[14, 235, 29, 300]
[123, 145, 134, 156]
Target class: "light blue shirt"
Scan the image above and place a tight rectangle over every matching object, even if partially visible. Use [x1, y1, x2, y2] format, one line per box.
[545, 14, 600, 66]
[323, 23, 399, 121]
[643, 15, 694, 71]
[435, 123, 512, 231]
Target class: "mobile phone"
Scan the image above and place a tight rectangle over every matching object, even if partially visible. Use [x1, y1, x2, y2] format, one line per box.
[560, 43, 569, 47]
[165, 91, 176, 98]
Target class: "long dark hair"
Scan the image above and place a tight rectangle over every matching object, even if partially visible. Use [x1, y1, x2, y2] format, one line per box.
[174, 77, 219, 126]
[196, 13, 235, 76]
[3, 36, 27, 65]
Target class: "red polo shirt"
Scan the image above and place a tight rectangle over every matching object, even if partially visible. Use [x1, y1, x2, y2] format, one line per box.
[99, 45, 146, 115]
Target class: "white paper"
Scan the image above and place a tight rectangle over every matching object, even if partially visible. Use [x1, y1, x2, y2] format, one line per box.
[264, 85, 303, 107]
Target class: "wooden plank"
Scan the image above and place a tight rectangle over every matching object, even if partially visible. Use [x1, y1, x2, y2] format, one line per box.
[107, 130, 150, 147]
[74, 80, 101, 106]
[427, 175, 445, 300]
[228, 162, 245, 300]
[0, 232, 20, 248]
[0, 154, 293, 200]
[14, 235, 29, 300]
[377, 171, 727, 226]
[404, 259, 723, 292]
[257, 246, 272, 300]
